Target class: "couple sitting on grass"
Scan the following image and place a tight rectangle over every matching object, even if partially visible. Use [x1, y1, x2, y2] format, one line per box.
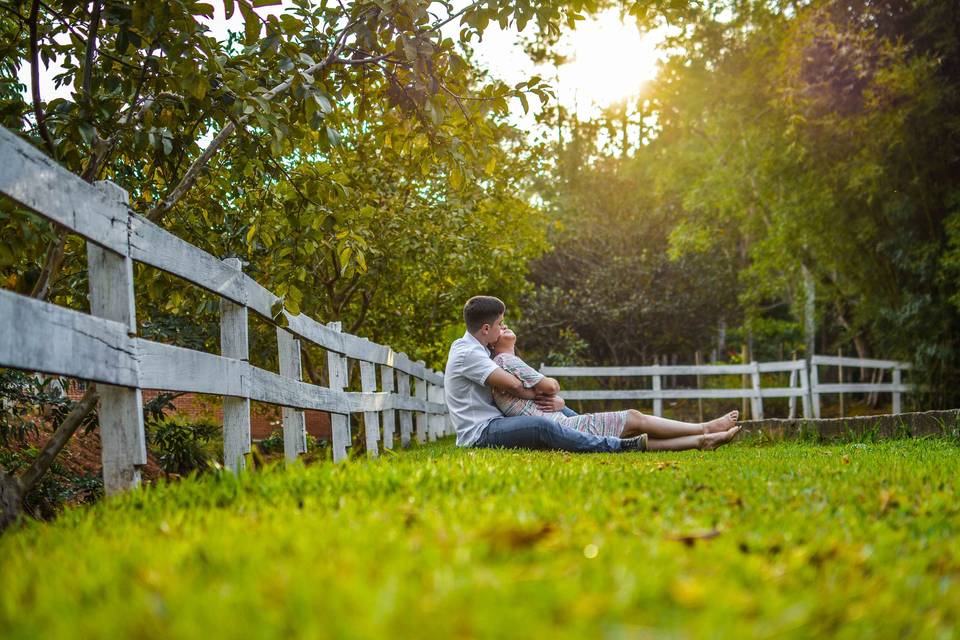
[444, 295, 742, 453]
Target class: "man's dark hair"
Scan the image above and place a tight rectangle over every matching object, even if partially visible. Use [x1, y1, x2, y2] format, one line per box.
[463, 295, 505, 333]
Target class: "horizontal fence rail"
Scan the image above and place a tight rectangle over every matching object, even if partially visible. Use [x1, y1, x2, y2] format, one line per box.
[0, 126, 451, 495]
[542, 356, 914, 421]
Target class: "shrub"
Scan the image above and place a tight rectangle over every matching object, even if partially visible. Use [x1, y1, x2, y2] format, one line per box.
[146, 415, 221, 476]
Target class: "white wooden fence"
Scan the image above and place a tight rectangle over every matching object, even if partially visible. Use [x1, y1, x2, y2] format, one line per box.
[542, 355, 913, 421]
[0, 126, 450, 496]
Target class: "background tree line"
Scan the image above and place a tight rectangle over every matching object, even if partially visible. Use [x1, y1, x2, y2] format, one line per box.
[517, 0, 960, 409]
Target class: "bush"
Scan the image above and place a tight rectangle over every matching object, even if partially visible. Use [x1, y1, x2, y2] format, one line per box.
[256, 428, 324, 456]
[146, 415, 221, 476]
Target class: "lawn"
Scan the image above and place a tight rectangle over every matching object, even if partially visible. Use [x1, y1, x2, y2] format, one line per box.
[1, 436, 958, 639]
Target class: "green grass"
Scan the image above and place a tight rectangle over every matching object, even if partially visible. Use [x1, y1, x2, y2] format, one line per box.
[2, 438, 959, 639]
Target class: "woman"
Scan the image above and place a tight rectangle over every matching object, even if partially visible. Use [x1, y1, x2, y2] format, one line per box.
[491, 328, 741, 451]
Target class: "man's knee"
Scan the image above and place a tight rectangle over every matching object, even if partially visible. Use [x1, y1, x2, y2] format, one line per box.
[532, 417, 562, 442]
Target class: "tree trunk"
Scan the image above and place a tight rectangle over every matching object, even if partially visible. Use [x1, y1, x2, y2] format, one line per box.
[0, 387, 99, 533]
[0, 472, 23, 533]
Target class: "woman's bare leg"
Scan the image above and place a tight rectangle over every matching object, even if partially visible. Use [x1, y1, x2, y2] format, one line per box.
[645, 426, 742, 451]
[620, 409, 738, 439]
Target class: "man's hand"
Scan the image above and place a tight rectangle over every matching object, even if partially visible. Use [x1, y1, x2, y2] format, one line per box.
[534, 394, 565, 412]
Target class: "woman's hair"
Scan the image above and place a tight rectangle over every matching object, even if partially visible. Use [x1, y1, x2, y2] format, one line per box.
[463, 295, 505, 332]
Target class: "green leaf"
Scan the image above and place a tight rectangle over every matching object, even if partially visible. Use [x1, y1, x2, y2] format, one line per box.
[449, 163, 463, 190]
[223, 0, 235, 19]
[78, 122, 95, 145]
[339, 247, 352, 271]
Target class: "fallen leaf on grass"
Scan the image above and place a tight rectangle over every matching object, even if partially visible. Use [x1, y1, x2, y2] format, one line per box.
[668, 528, 721, 547]
[483, 522, 556, 552]
[879, 489, 900, 515]
[654, 461, 680, 471]
[841, 454, 851, 464]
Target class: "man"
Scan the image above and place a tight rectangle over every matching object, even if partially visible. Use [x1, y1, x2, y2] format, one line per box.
[443, 295, 647, 453]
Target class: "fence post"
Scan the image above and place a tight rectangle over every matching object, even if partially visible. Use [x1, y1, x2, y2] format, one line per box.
[397, 367, 413, 448]
[740, 344, 749, 420]
[800, 359, 812, 419]
[750, 361, 763, 421]
[325, 322, 351, 463]
[838, 348, 845, 418]
[359, 358, 380, 457]
[892, 366, 902, 414]
[219, 258, 250, 472]
[428, 381, 444, 441]
[651, 362, 663, 417]
[86, 181, 145, 495]
[277, 328, 307, 461]
[380, 364, 396, 450]
[415, 364, 428, 443]
[788, 357, 798, 419]
[810, 358, 821, 419]
[695, 351, 703, 423]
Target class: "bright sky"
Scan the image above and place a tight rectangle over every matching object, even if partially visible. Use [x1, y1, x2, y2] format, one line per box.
[468, 9, 665, 121]
[18, 3, 664, 126]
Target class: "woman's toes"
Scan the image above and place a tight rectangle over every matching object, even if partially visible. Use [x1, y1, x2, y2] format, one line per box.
[704, 410, 739, 434]
[701, 425, 741, 450]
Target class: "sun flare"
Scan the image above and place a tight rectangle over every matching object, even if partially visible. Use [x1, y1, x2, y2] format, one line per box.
[555, 10, 663, 116]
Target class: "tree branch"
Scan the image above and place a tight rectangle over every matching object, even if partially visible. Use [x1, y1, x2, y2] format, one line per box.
[417, 0, 485, 35]
[81, 0, 101, 100]
[142, 8, 367, 224]
[17, 386, 99, 495]
[29, 231, 67, 300]
[28, 0, 55, 157]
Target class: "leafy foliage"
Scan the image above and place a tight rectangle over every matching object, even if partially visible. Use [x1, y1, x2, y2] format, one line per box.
[146, 415, 221, 476]
[522, 0, 960, 405]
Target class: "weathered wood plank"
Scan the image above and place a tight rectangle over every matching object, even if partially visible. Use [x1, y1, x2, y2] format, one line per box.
[428, 383, 445, 441]
[0, 288, 138, 387]
[136, 339, 247, 396]
[800, 360, 812, 419]
[359, 359, 380, 457]
[380, 365, 396, 450]
[86, 184, 146, 496]
[543, 360, 808, 377]
[414, 368, 427, 444]
[0, 127, 127, 254]
[812, 383, 913, 394]
[749, 361, 764, 421]
[561, 387, 808, 401]
[220, 258, 251, 473]
[397, 371, 413, 448]
[277, 328, 307, 461]
[787, 368, 798, 419]
[326, 322, 351, 463]
[810, 363, 821, 419]
[651, 366, 662, 416]
[249, 367, 356, 413]
[892, 368, 902, 414]
[129, 216, 247, 305]
[811, 354, 911, 369]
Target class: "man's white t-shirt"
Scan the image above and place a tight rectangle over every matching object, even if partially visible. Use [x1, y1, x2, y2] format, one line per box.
[444, 331, 502, 447]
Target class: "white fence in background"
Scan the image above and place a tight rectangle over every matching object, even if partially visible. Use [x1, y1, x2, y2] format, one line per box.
[542, 355, 913, 421]
[0, 126, 450, 496]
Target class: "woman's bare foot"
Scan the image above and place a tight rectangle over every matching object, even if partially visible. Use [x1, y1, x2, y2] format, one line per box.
[700, 425, 741, 450]
[701, 410, 739, 434]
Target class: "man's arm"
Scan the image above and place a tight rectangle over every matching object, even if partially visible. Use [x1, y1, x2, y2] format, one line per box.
[486, 368, 538, 400]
